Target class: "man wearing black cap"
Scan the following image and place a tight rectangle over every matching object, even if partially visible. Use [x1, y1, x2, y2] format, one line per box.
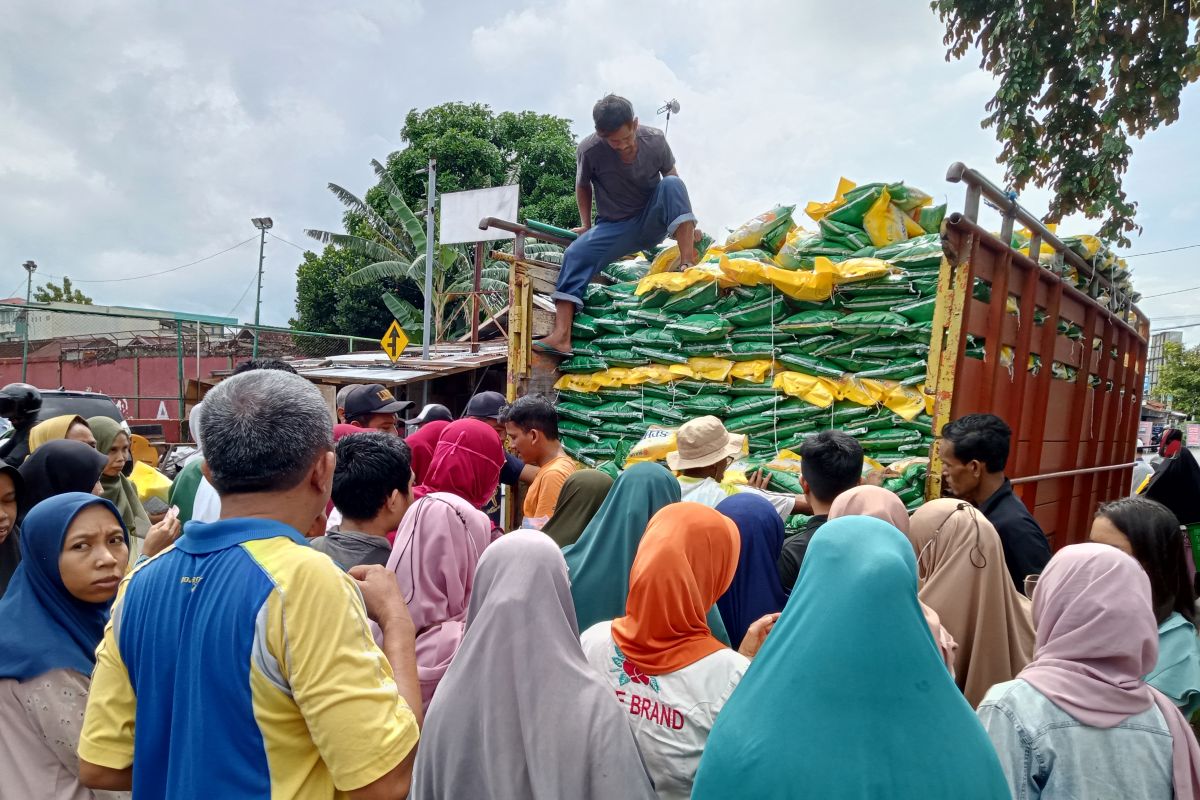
[405, 404, 454, 430]
[343, 384, 413, 436]
[465, 391, 538, 524]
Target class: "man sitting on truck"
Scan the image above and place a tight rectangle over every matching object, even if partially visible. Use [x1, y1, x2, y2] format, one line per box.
[535, 94, 699, 358]
[939, 413, 1051, 592]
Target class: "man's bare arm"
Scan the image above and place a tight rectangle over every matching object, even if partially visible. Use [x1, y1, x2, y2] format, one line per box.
[575, 183, 593, 231]
[79, 761, 132, 792]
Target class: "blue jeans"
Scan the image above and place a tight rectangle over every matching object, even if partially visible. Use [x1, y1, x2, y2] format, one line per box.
[553, 175, 696, 308]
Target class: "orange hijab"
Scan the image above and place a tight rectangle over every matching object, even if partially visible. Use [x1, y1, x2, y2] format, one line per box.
[611, 503, 740, 675]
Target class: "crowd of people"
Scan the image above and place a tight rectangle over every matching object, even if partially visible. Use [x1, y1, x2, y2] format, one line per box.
[1, 360, 1200, 799]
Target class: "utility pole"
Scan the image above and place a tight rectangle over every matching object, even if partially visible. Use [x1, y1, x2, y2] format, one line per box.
[250, 217, 273, 358]
[422, 158, 436, 361]
[21, 260, 37, 382]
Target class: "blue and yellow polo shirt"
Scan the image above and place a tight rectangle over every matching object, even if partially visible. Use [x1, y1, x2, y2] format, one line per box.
[79, 518, 419, 799]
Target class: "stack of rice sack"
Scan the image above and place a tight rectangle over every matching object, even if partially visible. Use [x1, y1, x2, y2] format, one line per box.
[554, 179, 947, 508]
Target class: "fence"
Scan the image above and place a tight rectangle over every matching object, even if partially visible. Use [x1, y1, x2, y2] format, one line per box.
[0, 303, 377, 426]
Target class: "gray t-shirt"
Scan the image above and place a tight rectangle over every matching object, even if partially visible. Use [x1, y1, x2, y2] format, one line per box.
[576, 125, 675, 222]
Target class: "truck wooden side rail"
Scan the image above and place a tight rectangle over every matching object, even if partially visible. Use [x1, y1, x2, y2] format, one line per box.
[929, 163, 1149, 548]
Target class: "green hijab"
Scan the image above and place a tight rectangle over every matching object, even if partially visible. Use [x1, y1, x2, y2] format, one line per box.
[691, 516, 1009, 799]
[88, 417, 151, 539]
[563, 463, 680, 633]
[541, 469, 613, 548]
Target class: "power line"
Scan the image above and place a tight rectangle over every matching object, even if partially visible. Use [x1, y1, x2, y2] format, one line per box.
[1124, 242, 1200, 259]
[267, 232, 310, 253]
[223, 271, 260, 319]
[1142, 285, 1200, 300]
[41, 236, 259, 284]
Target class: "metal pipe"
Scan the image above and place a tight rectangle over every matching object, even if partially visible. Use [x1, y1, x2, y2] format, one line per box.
[175, 321, 185, 419]
[21, 260, 36, 381]
[422, 158, 436, 360]
[945, 162, 1131, 310]
[477, 217, 574, 247]
[471, 241, 483, 354]
[253, 228, 266, 358]
[1010, 462, 1138, 485]
[196, 322, 201, 379]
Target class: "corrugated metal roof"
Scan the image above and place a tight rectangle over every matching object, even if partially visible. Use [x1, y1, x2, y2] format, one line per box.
[297, 343, 506, 388]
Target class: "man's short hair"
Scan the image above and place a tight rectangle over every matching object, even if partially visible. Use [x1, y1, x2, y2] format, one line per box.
[798, 430, 864, 504]
[941, 413, 1011, 473]
[231, 358, 298, 376]
[201, 370, 332, 495]
[593, 95, 635, 135]
[332, 433, 412, 520]
[500, 395, 559, 440]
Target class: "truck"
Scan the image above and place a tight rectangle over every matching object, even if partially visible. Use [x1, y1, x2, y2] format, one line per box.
[482, 161, 1149, 550]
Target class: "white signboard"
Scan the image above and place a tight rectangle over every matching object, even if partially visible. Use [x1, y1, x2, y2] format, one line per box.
[439, 185, 519, 245]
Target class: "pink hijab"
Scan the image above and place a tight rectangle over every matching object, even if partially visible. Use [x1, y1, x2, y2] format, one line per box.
[413, 419, 505, 509]
[1021, 543, 1200, 797]
[828, 485, 959, 675]
[384, 491, 494, 708]
[405, 420, 451, 484]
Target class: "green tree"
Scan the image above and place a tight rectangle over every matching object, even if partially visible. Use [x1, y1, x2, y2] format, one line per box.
[932, 1, 1199, 245]
[1156, 340, 1200, 418]
[33, 276, 92, 304]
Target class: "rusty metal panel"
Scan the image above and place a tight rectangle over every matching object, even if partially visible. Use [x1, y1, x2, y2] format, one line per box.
[939, 213, 1148, 551]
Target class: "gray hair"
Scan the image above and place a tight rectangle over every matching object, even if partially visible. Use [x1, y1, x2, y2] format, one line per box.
[201, 370, 333, 495]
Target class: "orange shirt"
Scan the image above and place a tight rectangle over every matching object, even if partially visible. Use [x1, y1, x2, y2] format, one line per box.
[523, 455, 576, 522]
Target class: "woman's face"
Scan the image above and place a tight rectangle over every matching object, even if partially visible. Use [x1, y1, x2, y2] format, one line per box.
[0, 473, 17, 545]
[102, 432, 130, 477]
[59, 505, 128, 603]
[1089, 515, 1134, 556]
[66, 421, 97, 449]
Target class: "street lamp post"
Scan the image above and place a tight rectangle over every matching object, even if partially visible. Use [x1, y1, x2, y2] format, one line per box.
[21, 260, 37, 382]
[250, 217, 273, 358]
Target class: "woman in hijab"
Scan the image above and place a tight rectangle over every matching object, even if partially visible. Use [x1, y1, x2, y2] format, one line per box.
[384, 490, 494, 707]
[978, 544, 1200, 799]
[714, 493, 788, 650]
[413, 419, 505, 511]
[88, 417, 151, 543]
[563, 462, 680, 632]
[541, 469, 613, 548]
[580, 503, 776, 800]
[27, 415, 96, 454]
[412, 530, 655, 800]
[828, 485, 959, 674]
[692, 517, 1009, 800]
[0, 464, 28, 597]
[0, 493, 130, 800]
[404, 419, 450, 485]
[908, 498, 1035, 708]
[1090, 497, 1200, 718]
[19, 440, 109, 508]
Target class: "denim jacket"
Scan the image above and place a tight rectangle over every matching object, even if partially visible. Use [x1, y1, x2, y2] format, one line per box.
[977, 679, 1174, 800]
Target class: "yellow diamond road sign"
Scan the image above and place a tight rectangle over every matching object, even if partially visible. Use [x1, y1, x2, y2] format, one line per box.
[380, 321, 409, 363]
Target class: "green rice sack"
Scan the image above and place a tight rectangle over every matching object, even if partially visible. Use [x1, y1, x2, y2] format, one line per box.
[779, 310, 843, 336]
[666, 314, 734, 343]
[833, 311, 910, 338]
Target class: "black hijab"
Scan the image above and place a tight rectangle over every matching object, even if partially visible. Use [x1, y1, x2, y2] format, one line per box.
[1144, 448, 1200, 526]
[19, 440, 109, 509]
[0, 464, 29, 596]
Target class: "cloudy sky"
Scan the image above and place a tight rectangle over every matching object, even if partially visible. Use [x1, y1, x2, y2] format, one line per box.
[2, 0, 1197, 342]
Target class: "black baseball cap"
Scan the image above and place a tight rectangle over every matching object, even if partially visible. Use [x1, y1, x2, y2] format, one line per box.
[405, 403, 454, 425]
[343, 384, 413, 420]
[463, 391, 507, 420]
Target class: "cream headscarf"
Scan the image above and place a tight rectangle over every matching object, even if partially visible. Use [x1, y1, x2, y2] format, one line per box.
[907, 499, 1035, 707]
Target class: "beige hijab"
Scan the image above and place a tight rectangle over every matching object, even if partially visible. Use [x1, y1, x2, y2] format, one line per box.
[908, 498, 1036, 707]
[828, 486, 959, 677]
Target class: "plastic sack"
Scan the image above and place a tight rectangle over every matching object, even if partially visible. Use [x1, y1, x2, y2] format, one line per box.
[805, 177, 857, 222]
[662, 280, 722, 314]
[920, 204, 946, 234]
[840, 375, 889, 407]
[763, 265, 835, 302]
[725, 204, 797, 251]
[833, 311, 910, 338]
[776, 352, 845, 379]
[773, 371, 840, 408]
[669, 357, 735, 382]
[882, 383, 926, 421]
[624, 426, 678, 465]
[726, 343, 779, 362]
[666, 314, 734, 343]
[559, 355, 609, 373]
[862, 188, 909, 247]
[729, 359, 776, 384]
[635, 264, 723, 296]
[814, 256, 893, 285]
[894, 296, 937, 323]
[779, 309, 843, 335]
[726, 293, 788, 327]
[627, 365, 681, 385]
[827, 184, 884, 227]
[554, 373, 603, 393]
[720, 255, 771, 287]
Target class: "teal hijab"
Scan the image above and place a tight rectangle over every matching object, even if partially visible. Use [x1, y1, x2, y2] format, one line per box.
[692, 516, 1009, 800]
